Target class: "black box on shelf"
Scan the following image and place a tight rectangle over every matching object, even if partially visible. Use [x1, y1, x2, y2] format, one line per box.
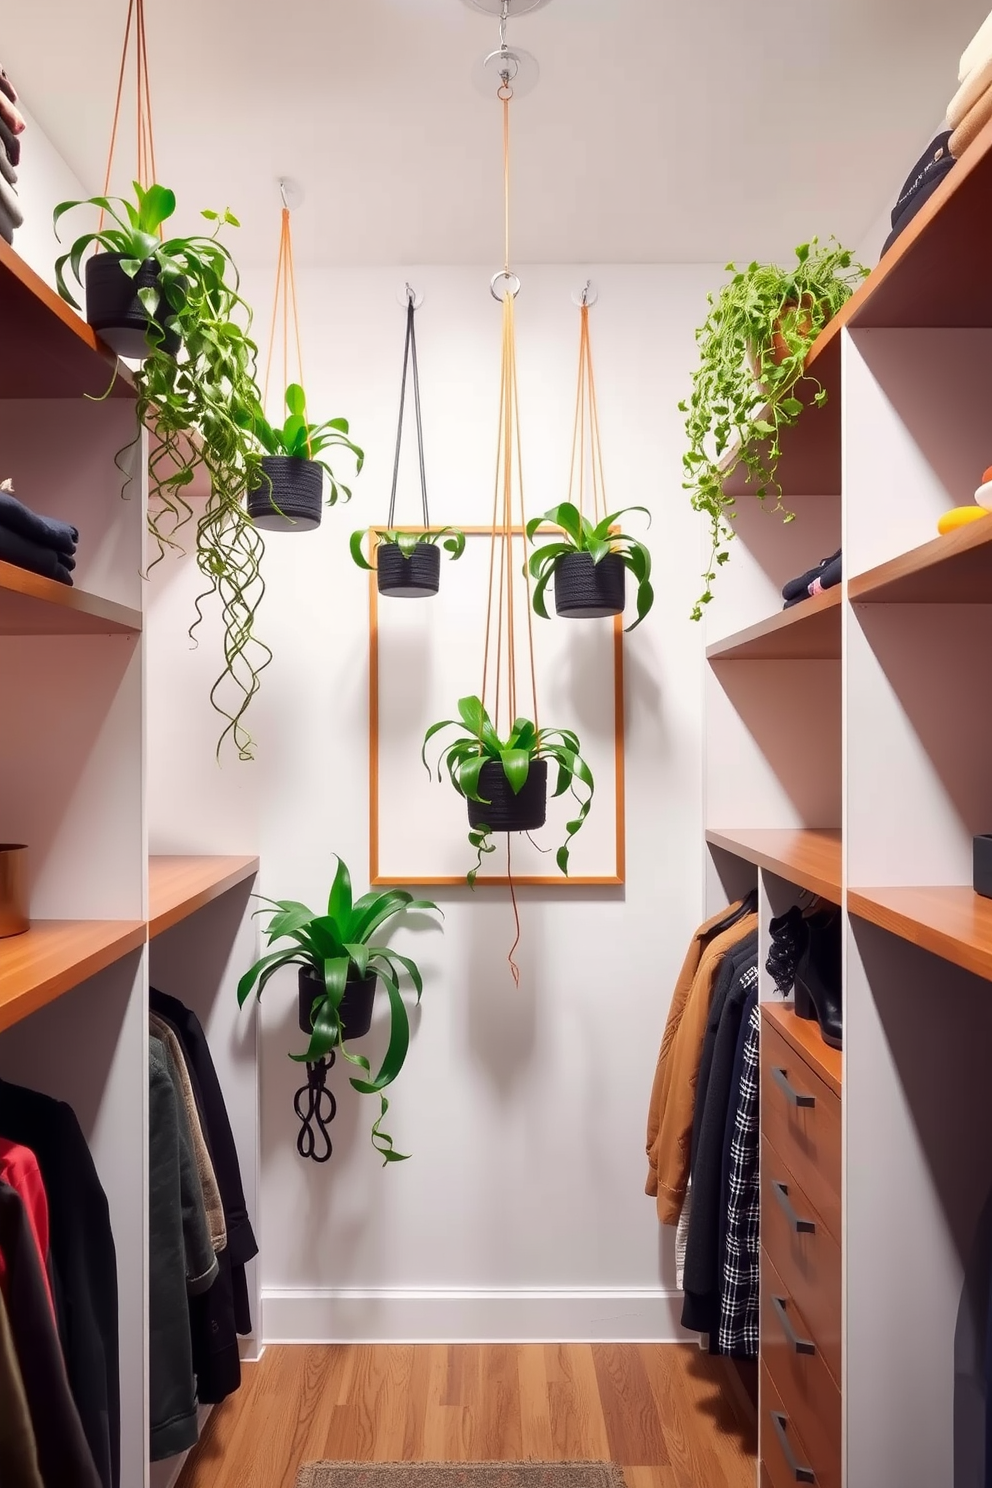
[974, 835, 992, 899]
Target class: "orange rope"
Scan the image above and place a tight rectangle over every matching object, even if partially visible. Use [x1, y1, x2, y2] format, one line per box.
[262, 204, 308, 441]
[506, 837, 521, 986]
[566, 301, 608, 527]
[99, 0, 160, 233]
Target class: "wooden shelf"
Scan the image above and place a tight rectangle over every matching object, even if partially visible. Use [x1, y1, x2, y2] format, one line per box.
[0, 238, 133, 400]
[148, 854, 259, 938]
[707, 586, 841, 661]
[849, 885, 992, 983]
[0, 919, 146, 1033]
[762, 998, 842, 1096]
[706, 827, 842, 901]
[849, 517, 992, 604]
[0, 560, 142, 635]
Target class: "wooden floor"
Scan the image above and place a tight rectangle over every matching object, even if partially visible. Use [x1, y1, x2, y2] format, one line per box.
[177, 1344, 757, 1488]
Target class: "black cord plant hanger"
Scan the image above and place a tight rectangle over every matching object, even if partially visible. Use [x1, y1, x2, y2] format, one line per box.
[350, 288, 467, 596]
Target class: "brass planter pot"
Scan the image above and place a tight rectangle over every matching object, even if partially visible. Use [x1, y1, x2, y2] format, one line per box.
[0, 844, 28, 938]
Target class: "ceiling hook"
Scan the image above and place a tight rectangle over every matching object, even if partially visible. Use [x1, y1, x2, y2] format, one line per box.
[581, 279, 591, 305]
[499, 0, 509, 49]
[279, 179, 289, 211]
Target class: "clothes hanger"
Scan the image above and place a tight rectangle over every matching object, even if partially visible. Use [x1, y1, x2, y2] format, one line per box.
[706, 886, 758, 939]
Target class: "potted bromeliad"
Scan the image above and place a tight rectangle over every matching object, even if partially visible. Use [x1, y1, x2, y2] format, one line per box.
[681, 238, 866, 618]
[54, 181, 273, 759]
[349, 526, 466, 597]
[237, 856, 441, 1163]
[422, 695, 594, 882]
[242, 383, 364, 532]
[526, 502, 654, 631]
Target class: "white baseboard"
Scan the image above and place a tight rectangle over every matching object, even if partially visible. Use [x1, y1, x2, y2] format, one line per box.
[262, 1288, 692, 1344]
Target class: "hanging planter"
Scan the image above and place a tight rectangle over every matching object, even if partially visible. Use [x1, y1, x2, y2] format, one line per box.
[243, 383, 362, 533]
[553, 550, 626, 617]
[350, 291, 464, 596]
[83, 252, 181, 359]
[298, 966, 375, 1041]
[466, 759, 548, 833]
[247, 454, 322, 531]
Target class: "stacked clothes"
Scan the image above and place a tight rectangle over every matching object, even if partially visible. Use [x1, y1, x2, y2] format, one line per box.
[0, 480, 78, 586]
[782, 547, 841, 608]
[949, 10, 992, 159]
[0, 65, 24, 246]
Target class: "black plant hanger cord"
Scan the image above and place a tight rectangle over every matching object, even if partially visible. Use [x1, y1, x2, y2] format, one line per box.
[388, 291, 430, 531]
[294, 1050, 337, 1164]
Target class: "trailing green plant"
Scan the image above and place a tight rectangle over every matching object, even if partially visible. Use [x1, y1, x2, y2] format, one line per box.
[237, 855, 441, 1163]
[526, 501, 654, 631]
[422, 695, 594, 883]
[349, 525, 466, 571]
[242, 382, 364, 505]
[54, 181, 271, 760]
[680, 238, 867, 619]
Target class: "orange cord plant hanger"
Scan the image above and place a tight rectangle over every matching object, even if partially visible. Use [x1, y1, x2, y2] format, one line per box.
[422, 65, 595, 965]
[526, 291, 655, 631]
[241, 188, 363, 534]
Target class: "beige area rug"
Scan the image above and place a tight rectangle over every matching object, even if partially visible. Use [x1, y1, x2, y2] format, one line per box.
[296, 1465, 627, 1488]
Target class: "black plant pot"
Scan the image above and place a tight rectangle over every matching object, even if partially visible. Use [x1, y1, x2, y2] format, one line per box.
[84, 252, 180, 360]
[247, 456, 323, 532]
[377, 541, 440, 598]
[554, 551, 626, 619]
[466, 758, 548, 833]
[298, 967, 376, 1042]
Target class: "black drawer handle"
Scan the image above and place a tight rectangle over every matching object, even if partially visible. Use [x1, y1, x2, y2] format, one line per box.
[772, 1294, 816, 1356]
[772, 1065, 815, 1108]
[771, 1410, 816, 1483]
[772, 1180, 816, 1234]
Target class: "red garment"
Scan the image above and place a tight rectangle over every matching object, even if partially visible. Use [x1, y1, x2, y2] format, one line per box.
[0, 1139, 55, 1317]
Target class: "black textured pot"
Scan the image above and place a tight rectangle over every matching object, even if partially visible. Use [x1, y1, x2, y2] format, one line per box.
[247, 456, 323, 532]
[85, 252, 180, 359]
[298, 967, 376, 1041]
[377, 541, 440, 598]
[466, 758, 548, 833]
[554, 551, 626, 619]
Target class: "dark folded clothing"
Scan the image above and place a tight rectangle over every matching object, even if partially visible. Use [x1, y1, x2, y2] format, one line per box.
[0, 522, 74, 585]
[782, 549, 841, 607]
[881, 155, 957, 256]
[0, 113, 19, 168]
[889, 131, 953, 227]
[0, 488, 78, 556]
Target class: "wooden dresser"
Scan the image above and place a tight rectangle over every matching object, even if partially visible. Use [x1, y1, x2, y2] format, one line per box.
[759, 1002, 842, 1488]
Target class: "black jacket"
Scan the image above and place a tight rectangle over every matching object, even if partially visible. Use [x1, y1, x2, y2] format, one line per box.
[0, 1080, 119, 1488]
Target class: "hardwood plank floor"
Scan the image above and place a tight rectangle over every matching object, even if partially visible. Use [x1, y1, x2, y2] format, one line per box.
[177, 1344, 756, 1488]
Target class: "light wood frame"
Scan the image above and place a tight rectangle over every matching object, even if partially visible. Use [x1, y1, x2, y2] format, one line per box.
[369, 525, 626, 886]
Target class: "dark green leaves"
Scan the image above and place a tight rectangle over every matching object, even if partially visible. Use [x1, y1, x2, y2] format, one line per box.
[526, 503, 655, 630]
[240, 384, 364, 494]
[348, 527, 467, 574]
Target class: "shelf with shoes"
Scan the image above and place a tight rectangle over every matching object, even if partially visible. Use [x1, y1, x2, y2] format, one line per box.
[762, 998, 842, 1096]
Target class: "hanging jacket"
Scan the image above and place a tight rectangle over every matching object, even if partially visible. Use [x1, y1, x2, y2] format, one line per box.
[645, 908, 758, 1224]
[0, 1286, 43, 1488]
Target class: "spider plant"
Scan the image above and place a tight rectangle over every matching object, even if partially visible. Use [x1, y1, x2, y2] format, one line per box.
[244, 383, 364, 505]
[422, 695, 594, 883]
[526, 501, 654, 631]
[349, 526, 466, 570]
[237, 855, 441, 1163]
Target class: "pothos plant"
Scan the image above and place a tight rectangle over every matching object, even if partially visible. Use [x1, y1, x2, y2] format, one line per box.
[680, 238, 866, 618]
[237, 856, 441, 1163]
[242, 382, 364, 504]
[54, 182, 271, 759]
[349, 525, 466, 571]
[422, 695, 594, 883]
[526, 501, 654, 631]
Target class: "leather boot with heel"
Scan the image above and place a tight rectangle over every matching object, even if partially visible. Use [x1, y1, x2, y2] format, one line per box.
[793, 906, 842, 1050]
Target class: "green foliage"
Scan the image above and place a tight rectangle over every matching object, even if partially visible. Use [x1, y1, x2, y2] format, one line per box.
[422, 695, 594, 883]
[54, 182, 271, 760]
[241, 383, 364, 506]
[680, 238, 867, 619]
[349, 526, 467, 570]
[237, 855, 441, 1163]
[525, 502, 654, 632]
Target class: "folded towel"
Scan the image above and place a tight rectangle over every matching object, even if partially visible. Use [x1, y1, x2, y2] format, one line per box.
[961, 8, 992, 80]
[0, 484, 78, 557]
[0, 116, 19, 169]
[948, 55, 992, 127]
[0, 93, 24, 136]
[0, 138, 15, 187]
[0, 68, 17, 106]
[0, 173, 22, 230]
[0, 524, 74, 586]
[950, 78, 992, 158]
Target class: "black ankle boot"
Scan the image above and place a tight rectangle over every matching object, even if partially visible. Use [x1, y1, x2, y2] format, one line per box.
[794, 907, 843, 1049]
[766, 905, 808, 995]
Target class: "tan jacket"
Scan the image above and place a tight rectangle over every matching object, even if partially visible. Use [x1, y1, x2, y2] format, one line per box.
[645, 905, 758, 1225]
[150, 1014, 227, 1254]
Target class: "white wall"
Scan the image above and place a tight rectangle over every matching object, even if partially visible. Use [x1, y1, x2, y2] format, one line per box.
[234, 262, 713, 1341]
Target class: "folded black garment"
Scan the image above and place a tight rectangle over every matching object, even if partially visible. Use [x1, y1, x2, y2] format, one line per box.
[782, 549, 841, 608]
[0, 487, 78, 556]
[889, 131, 952, 226]
[0, 113, 19, 168]
[0, 521, 74, 585]
[881, 154, 957, 256]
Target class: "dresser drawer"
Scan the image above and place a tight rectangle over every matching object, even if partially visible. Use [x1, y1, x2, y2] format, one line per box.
[762, 1246, 841, 1482]
[761, 1136, 841, 1387]
[761, 1362, 828, 1488]
[761, 1014, 841, 1246]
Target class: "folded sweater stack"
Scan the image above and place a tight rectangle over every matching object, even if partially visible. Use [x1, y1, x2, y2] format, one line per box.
[0, 66, 25, 247]
[0, 481, 78, 586]
[947, 10, 992, 159]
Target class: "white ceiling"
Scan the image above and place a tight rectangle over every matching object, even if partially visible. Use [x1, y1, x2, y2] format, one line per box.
[2, 0, 988, 266]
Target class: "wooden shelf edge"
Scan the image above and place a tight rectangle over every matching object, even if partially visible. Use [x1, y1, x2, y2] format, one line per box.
[849, 518, 992, 604]
[0, 919, 146, 1034]
[849, 886, 992, 983]
[0, 559, 142, 634]
[762, 998, 842, 1095]
[706, 586, 842, 661]
[148, 854, 259, 938]
[706, 827, 842, 901]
